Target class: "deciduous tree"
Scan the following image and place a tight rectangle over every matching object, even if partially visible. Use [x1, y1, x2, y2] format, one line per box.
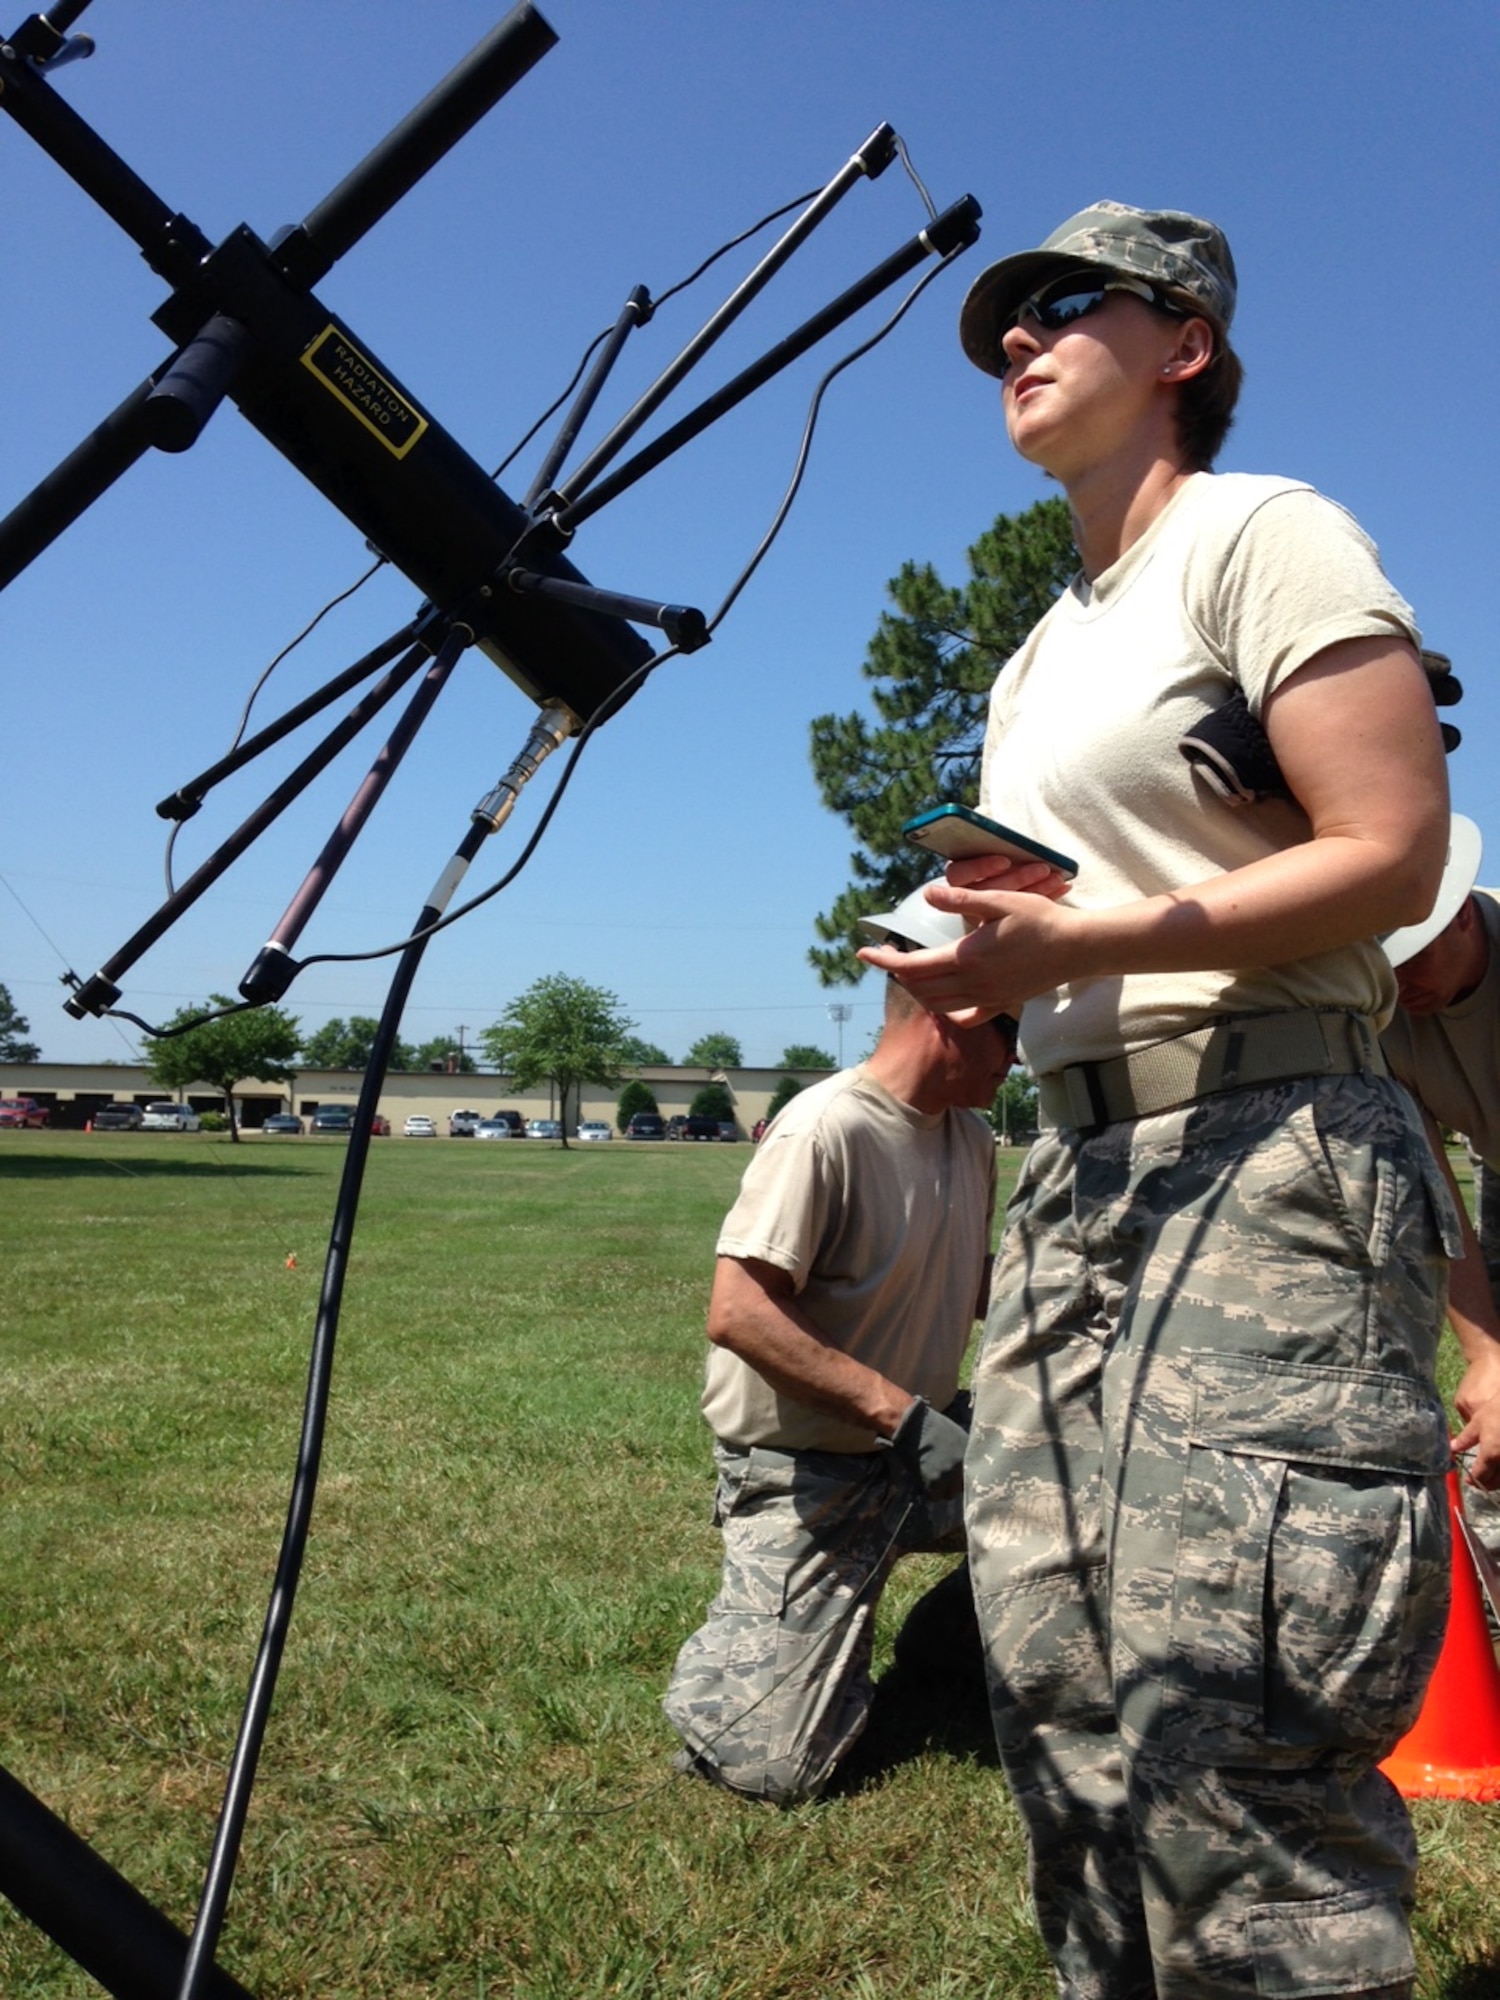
[616, 1078, 659, 1130]
[147, 998, 301, 1143]
[689, 1082, 735, 1126]
[685, 1032, 743, 1069]
[411, 1035, 478, 1073]
[808, 497, 1077, 982]
[619, 1035, 670, 1067]
[778, 1043, 834, 1070]
[482, 975, 634, 1149]
[989, 1068, 1040, 1146]
[764, 1076, 803, 1123]
[300, 1016, 416, 1071]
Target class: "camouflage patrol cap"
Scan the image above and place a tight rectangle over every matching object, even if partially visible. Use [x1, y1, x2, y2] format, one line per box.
[959, 200, 1237, 380]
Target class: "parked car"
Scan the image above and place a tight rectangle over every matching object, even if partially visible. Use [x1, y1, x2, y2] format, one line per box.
[369, 1113, 391, 1136]
[403, 1114, 438, 1137]
[665, 1114, 689, 1141]
[309, 1105, 355, 1134]
[576, 1120, 613, 1142]
[490, 1109, 526, 1135]
[448, 1108, 483, 1137]
[626, 1112, 666, 1141]
[717, 1122, 740, 1142]
[142, 1101, 202, 1132]
[261, 1112, 304, 1136]
[474, 1117, 516, 1139]
[526, 1118, 563, 1140]
[0, 1096, 50, 1129]
[680, 1115, 721, 1142]
[92, 1101, 145, 1131]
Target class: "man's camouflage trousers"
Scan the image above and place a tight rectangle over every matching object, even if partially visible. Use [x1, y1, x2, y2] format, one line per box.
[966, 1073, 1458, 2000]
[663, 1436, 965, 1803]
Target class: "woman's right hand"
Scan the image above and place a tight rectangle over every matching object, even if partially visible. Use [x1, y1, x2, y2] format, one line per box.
[858, 884, 1081, 1025]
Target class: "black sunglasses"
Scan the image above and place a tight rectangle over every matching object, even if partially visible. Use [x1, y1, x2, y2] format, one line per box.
[997, 273, 1189, 378]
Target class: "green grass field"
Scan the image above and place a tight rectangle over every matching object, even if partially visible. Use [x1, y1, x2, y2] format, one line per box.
[2, 1132, 1496, 1998]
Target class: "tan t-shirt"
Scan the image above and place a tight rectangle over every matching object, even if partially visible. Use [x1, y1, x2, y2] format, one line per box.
[978, 472, 1418, 1074]
[1382, 890, 1500, 1168]
[702, 1067, 996, 1453]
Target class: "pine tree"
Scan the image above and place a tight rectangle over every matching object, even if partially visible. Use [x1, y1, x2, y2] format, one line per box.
[808, 497, 1076, 982]
[0, 983, 41, 1063]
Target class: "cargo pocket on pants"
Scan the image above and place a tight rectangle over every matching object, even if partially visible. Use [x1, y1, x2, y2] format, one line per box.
[1155, 1350, 1450, 1767]
[1247, 1886, 1415, 1997]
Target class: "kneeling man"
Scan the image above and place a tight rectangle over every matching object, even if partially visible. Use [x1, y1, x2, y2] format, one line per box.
[663, 889, 1014, 1802]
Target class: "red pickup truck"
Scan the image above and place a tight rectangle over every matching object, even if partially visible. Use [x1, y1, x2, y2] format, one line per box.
[0, 1097, 50, 1128]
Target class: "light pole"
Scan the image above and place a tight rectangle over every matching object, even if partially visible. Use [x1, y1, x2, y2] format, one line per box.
[827, 1002, 852, 1067]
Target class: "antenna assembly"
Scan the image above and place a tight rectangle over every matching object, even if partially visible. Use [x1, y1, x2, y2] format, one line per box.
[0, 6, 981, 1994]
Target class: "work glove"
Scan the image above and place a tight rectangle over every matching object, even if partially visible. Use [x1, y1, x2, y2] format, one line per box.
[942, 1388, 973, 1432]
[1179, 653, 1461, 809]
[885, 1396, 968, 1506]
[1177, 689, 1291, 806]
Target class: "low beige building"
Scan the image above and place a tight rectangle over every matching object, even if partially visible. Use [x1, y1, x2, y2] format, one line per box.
[1, 1061, 833, 1137]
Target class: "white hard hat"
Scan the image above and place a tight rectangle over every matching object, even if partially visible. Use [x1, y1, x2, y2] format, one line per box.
[1381, 813, 1483, 967]
[858, 880, 967, 953]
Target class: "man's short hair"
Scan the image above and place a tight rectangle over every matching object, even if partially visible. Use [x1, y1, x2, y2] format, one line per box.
[883, 974, 929, 1026]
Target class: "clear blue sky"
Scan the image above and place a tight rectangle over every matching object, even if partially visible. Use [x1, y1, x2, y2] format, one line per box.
[4, 0, 1497, 1067]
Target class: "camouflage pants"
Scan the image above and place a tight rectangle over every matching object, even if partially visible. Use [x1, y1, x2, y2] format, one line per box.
[662, 1437, 965, 1803]
[966, 1075, 1457, 2000]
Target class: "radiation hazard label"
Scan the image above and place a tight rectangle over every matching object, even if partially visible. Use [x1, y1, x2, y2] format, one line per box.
[300, 327, 429, 458]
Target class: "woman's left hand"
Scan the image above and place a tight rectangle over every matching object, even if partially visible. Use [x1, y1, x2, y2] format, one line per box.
[944, 854, 1074, 900]
[1453, 1347, 1500, 1490]
[1453, 1400, 1500, 1492]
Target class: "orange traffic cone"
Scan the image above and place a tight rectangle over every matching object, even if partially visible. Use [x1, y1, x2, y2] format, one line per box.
[1379, 1469, 1500, 1801]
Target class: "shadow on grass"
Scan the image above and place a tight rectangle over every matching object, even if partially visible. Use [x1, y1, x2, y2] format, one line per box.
[1437, 1962, 1500, 1999]
[830, 1657, 999, 1797]
[0, 1153, 312, 1180]
[829, 1567, 999, 1796]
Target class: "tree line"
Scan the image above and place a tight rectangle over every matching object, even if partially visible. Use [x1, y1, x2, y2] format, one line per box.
[4, 972, 1034, 1147]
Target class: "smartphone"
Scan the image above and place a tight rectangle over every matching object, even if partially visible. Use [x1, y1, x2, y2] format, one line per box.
[902, 803, 1077, 877]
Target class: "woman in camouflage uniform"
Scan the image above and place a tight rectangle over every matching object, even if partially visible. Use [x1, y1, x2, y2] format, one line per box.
[862, 203, 1457, 2000]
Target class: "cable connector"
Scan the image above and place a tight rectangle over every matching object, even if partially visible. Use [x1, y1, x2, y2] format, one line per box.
[471, 701, 579, 832]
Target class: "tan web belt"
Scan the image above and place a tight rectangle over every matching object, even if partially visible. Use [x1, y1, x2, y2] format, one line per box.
[1037, 1009, 1386, 1134]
